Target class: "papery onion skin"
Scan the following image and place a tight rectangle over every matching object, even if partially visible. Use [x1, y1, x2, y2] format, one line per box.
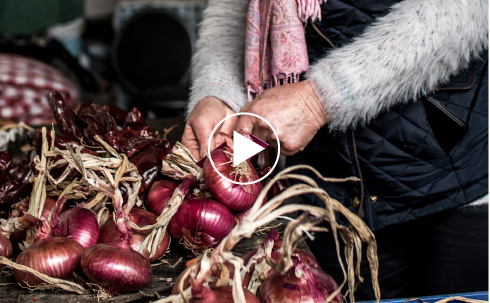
[203, 148, 262, 211]
[10, 196, 65, 254]
[55, 207, 100, 249]
[99, 208, 170, 262]
[168, 198, 235, 251]
[13, 236, 84, 286]
[256, 259, 341, 303]
[147, 179, 179, 216]
[190, 285, 259, 303]
[81, 242, 152, 294]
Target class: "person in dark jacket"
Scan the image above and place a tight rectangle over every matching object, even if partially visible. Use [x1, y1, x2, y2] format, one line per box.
[182, 0, 488, 299]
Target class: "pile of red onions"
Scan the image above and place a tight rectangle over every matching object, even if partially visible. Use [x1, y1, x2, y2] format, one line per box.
[99, 208, 170, 262]
[154, 140, 264, 254]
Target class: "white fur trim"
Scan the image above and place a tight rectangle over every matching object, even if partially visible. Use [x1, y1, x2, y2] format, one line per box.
[187, 0, 250, 117]
[307, 0, 488, 131]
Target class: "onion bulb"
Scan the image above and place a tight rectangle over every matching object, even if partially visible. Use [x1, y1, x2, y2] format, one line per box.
[54, 207, 100, 249]
[99, 208, 170, 262]
[168, 198, 235, 251]
[190, 285, 259, 303]
[257, 255, 341, 303]
[0, 233, 13, 265]
[203, 147, 262, 211]
[81, 241, 152, 294]
[13, 225, 84, 286]
[147, 179, 179, 216]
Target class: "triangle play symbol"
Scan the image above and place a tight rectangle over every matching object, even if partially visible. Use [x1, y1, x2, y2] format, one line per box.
[233, 131, 266, 167]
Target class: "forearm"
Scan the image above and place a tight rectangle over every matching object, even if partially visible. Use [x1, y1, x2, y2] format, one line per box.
[307, 0, 488, 131]
[187, 0, 249, 116]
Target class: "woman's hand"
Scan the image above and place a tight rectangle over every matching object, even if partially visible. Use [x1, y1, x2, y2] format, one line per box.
[182, 97, 237, 160]
[234, 80, 329, 156]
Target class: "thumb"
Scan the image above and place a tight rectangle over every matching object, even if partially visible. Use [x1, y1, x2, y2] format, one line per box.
[234, 114, 255, 136]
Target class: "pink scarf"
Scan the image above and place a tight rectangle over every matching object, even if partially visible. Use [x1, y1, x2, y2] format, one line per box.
[245, 0, 326, 100]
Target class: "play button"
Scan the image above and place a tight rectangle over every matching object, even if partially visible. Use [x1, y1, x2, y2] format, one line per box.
[233, 131, 266, 166]
[207, 113, 281, 185]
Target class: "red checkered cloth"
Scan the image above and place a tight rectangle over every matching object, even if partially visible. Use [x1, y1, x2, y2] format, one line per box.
[0, 53, 79, 125]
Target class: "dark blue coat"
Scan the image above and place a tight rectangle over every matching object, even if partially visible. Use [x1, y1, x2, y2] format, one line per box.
[289, 0, 488, 231]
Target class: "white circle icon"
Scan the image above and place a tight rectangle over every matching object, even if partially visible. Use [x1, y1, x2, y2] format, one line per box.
[207, 113, 281, 185]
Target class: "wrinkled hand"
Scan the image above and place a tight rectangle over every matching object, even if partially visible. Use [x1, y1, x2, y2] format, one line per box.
[182, 97, 237, 160]
[235, 80, 329, 156]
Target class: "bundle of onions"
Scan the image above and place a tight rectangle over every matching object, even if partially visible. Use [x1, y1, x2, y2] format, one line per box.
[54, 207, 100, 249]
[13, 222, 84, 286]
[99, 208, 170, 262]
[167, 198, 235, 251]
[81, 191, 152, 294]
[202, 146, 262, 211]
[147, 179, 179, 216]
[159, 165, 379, 303]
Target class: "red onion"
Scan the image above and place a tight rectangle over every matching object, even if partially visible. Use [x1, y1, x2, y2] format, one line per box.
[9, 196, 65, 254]
[256, 255, 341, 303]
[0, 233, 13, 261]
[54, 207, 100, 249]
[13, 223, 84, 286]
[168, 198, 235, 251]
[81, 241, 152, 294]
[147, 179, 179, 216]
[241, 230, 320, 289]
[203, 147, 262, 211]
[40, 196, 65, 220]
[99, 208, 170, 262]
[190, 285, 259, 303]
[82, 190, 152, 294]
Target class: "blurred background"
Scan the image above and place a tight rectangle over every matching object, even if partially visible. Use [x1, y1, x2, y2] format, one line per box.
[0, 0, 207, 125]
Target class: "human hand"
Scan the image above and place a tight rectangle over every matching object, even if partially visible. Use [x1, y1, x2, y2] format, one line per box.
[182, 97, 237, 160]
[234, 80, 329, 156]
